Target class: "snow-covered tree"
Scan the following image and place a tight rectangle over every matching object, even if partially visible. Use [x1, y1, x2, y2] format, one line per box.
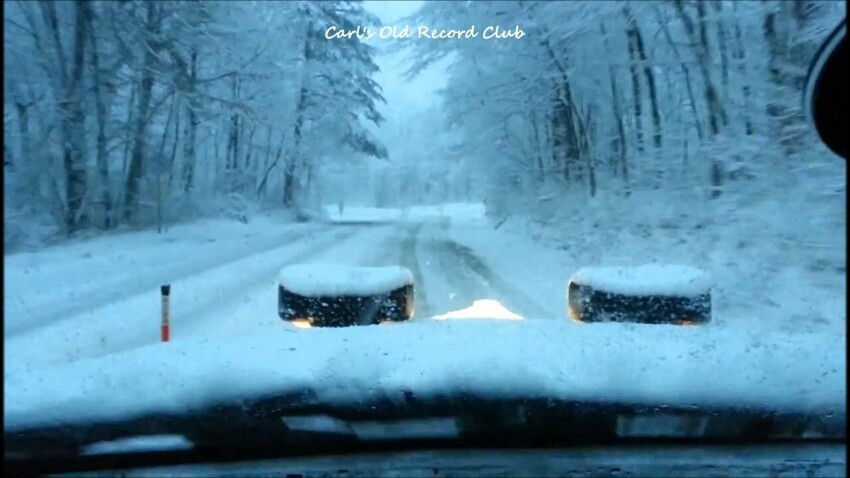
[282, 1, 387, 210]
[3, 0, 387, 243]
[400, 0, 844, 206]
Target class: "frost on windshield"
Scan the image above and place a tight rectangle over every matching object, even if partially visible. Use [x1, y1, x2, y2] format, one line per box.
[2, 0, 846, 432]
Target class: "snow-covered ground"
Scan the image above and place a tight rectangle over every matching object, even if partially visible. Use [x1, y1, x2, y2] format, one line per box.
[4, 218, 403, 371]
[4, 215, 322, 336]
[322, 202, 487, 225]
[3, 203, 846, 430]
[448, 215, 846, 335]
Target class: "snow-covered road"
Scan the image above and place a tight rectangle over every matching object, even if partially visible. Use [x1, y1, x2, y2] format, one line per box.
[3, 214, 563, 373]
[4, 210, 846, 430]
[5, 208, 845, 377]
[412, 223, 555, 318]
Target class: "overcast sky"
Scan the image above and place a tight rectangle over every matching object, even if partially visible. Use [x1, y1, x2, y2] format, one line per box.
[362, 1, 448, 116]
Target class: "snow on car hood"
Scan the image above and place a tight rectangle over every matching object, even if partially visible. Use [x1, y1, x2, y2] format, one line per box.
[4, 319, 845, 430]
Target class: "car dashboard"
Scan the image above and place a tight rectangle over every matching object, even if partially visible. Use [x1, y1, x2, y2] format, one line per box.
[48, 444, 846, 477]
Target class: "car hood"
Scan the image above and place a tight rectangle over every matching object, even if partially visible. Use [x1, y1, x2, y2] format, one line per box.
[5, 319, 844, 432]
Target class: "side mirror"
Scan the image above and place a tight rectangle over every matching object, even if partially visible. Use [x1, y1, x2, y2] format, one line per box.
[804, 20, 846, 159]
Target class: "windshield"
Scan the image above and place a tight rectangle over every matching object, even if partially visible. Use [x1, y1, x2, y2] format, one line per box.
[3, 0, 846, 460]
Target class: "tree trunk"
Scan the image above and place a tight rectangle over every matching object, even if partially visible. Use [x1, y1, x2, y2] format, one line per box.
[600, 22, 630, 195]
[83, 1, 112, 229]
[674, 0, 728, 136]
[3, 143, 12, 170]
[14, 102, 31, 174]
[155, 96, 177, 233]
[674, 0, 726, 198]
[61, 0, 89, 232]
[540, 39, 582, 184]
[167, 97, 181, 189]
[182, 49, 198, 194]
[258, 125, 273, 194]
[712, 1, 731, 92]
[730, 2, 754, 136]
[577, 105, 597, 197]
[531, 113, 545, 182]
[696, 1, 727, 132]
[550, 97, 572, 182]
[284, 76, 308, 208]
[761, 0, 810, 156]
[226, 75, 240, 171]
[257, 135, 285, 198]
[122, 2, 158, 222]
[624, 7, 662, 150]
[656, 6, 705, 140]
[625, 27, 645, 156]
[244, 124, 256, 171]
[122, 81, 136, 180]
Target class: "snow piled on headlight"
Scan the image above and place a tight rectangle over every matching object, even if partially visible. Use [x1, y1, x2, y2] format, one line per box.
[570, 265, 712, 298]
[4, 320, 844, 430]
[278, 264, 414, 297]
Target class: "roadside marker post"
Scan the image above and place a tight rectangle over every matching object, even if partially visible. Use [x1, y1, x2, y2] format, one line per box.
[161, 284, 171, 342]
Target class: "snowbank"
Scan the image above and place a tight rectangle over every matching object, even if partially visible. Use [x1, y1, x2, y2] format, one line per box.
[448, 217, 844, 334]
[278, 264, 414, 297]
[4, 215, 319, 336]
[570, 265, 712, 297]
[408, 203, 487, 224]
[324, 206, 403, 223]
[5, 320, 844, 430]
[322, 203, 486, 225]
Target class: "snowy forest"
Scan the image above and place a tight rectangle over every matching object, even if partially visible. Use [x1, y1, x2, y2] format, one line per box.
[4, 1, 387, 243]
[3, 0, 846, 261]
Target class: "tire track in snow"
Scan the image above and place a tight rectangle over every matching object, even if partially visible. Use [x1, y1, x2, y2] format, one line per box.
[418, 223, 551, 318]
[448, 240, 553, 318]
[398, 223, 432, 319]
[171, 226, 371, 339]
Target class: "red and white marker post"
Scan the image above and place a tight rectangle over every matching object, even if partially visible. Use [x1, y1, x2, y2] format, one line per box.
[161, 284, 171, 342]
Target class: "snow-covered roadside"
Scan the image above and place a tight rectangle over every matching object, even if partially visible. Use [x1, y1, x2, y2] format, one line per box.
[3, 224, 396, 372]
[448, 211, 845, 334]
[5, 319, 844, 430]
[4, 215, 322, 336]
